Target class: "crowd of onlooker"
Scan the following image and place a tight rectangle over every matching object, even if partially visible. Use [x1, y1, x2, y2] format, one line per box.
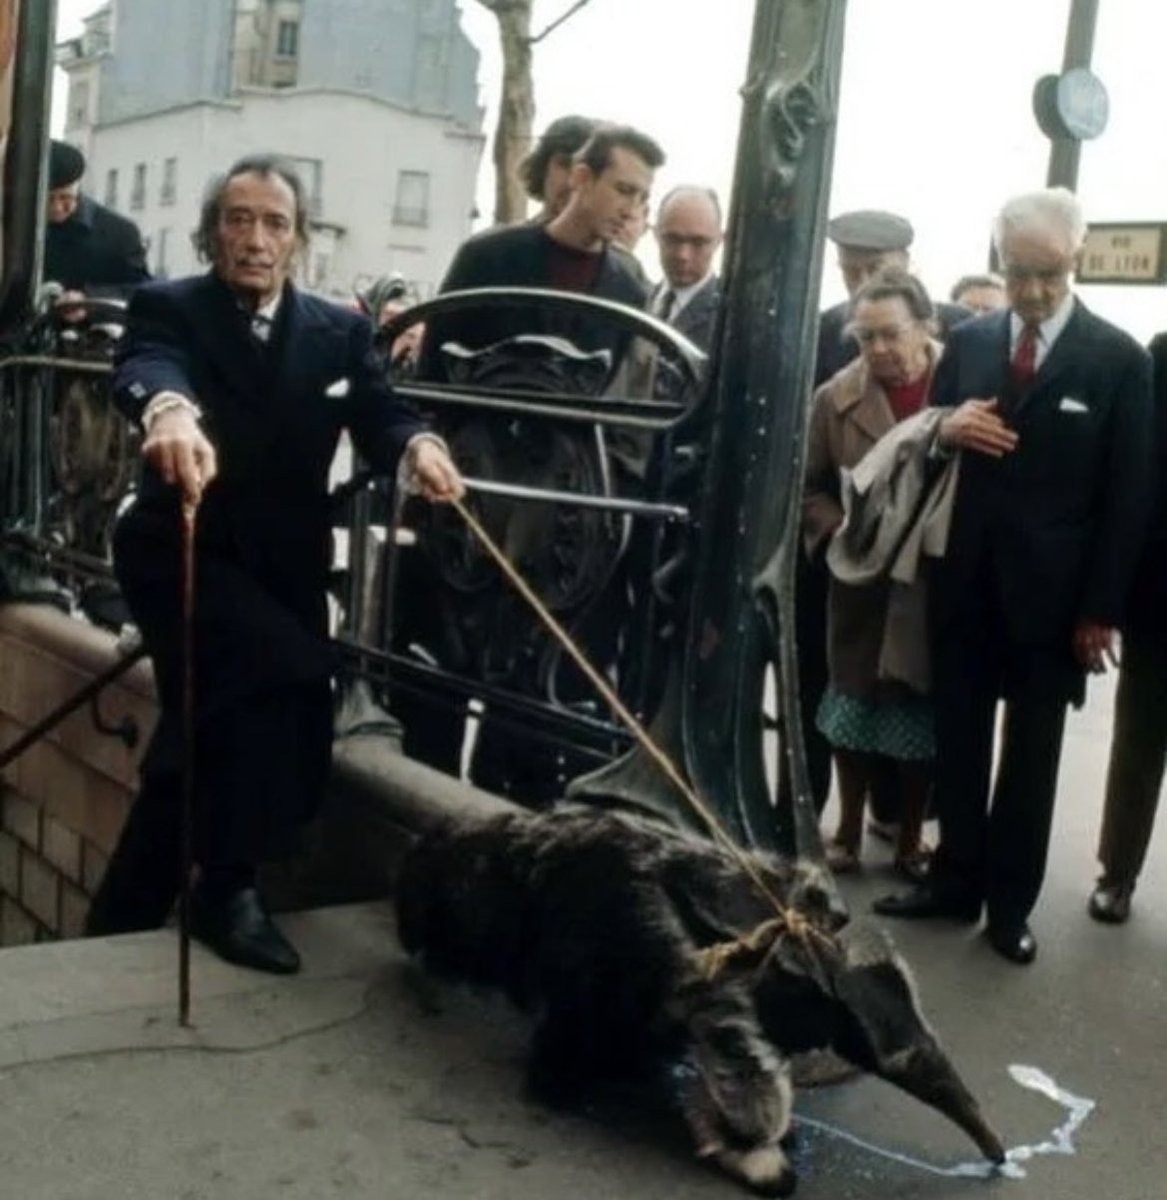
[362, 123, 1167, 968]
[46, 113, 1166, 975]
[801, 195, 1164, 966]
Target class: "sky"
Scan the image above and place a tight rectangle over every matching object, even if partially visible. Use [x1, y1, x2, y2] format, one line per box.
[53, 0, 1167, 341]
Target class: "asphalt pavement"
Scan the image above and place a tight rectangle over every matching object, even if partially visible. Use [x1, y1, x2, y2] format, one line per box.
[1, 672, 1164, 1200]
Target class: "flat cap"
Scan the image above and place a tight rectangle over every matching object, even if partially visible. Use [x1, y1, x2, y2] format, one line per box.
[827, 209, 914, 251]
[49, 139, 86, 189]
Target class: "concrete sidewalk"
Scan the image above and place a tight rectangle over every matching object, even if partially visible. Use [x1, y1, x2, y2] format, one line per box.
[1, 675, 1165, 1199]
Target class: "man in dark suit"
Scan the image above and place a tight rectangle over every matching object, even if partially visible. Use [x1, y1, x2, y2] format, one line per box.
[1086, 329, 1167, 924]
[43, 140, 150, 299]
[86, 154, 463, 974]
[649, 185, 722, 355]
[874, 188, 1153, 965]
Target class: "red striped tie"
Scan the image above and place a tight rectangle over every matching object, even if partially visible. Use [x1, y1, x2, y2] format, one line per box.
[1010, 323, 1038, 389]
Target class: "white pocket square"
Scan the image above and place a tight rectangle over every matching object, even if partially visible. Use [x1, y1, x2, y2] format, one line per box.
[1058, 396, 1088, 414]
[324, 377, 351, 399]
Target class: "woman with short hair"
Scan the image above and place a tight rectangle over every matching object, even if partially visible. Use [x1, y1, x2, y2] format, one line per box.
[802, 269, 941, 879]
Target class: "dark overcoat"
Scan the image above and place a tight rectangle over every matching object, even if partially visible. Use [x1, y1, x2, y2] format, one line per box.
[1123, 331, 1167, 632]
[417, 222, 647, 380]
[930, 301, 1153, 660]
[44, 194, 150, 295]
[111, 272, 425, 856]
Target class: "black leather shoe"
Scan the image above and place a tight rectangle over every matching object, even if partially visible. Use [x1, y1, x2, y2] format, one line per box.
[190, 887, 301, 975]
[1088, 881, 1133, 925]
[985, 923, 1037, 965]
[872, 883, 981, 923]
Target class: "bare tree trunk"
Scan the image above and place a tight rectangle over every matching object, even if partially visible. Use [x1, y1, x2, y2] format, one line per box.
[476, 0, 534, 226]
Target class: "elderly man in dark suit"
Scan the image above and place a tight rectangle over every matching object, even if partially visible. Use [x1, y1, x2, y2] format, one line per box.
[874, 187, 1153, 965]
[649, 185, 722, 355]
[1086, 328, 1167, 924]
[85, 153, 463, 974]
[43, 139, 150, 299]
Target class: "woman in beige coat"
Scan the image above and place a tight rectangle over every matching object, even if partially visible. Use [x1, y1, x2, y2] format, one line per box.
[803, 270, 944, 878]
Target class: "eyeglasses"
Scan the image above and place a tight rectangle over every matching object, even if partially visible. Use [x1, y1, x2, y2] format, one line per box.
[848, 324, 916, 345]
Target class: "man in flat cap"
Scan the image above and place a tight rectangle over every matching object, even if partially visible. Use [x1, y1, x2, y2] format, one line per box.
[43, 139, 150, 302]
[814, 209, 970, 388]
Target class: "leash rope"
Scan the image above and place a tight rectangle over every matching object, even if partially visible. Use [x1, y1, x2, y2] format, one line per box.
[449, 494, 826, 957]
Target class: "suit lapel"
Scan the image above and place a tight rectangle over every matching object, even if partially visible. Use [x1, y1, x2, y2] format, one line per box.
[833, 362, 893, 444]
[271, 284, 341, 404]
[189, 273, 270, 403]
[676, 277, 718, 335]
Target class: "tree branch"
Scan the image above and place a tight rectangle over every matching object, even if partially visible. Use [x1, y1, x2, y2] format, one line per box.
[528, 0, 594, 45]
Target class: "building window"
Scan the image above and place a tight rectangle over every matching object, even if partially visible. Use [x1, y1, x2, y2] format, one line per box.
[130, 163, 146, 211]
[311, 252, 330, 290]
[160, 157, 177, 206]
[104, 168, 118, 208]
[276, 19, 299, 58]
[68, 80, 90, 128]
[392, 171, 430, 228]
[287, 156, 323, 219]
[155, 227, 170, 277]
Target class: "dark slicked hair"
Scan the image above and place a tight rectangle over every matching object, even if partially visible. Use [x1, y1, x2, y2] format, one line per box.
[192, 152, 311, 262]
[520, 114, 597, 200]
[574, 123, 665, 177]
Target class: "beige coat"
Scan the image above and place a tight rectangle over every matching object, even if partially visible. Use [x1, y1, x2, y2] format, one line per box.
[801, 343, 942, 697]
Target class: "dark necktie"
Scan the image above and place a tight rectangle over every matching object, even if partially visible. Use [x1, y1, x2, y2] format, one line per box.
[1010, 322, 1038, 390]
[658, 288, 676, 323]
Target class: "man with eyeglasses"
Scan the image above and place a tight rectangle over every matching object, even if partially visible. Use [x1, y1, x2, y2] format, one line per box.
[650, 186, 723, 354]
[874, 187, 1153, 967]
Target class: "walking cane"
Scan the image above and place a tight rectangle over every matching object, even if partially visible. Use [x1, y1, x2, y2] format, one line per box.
[178, 493, 199, 1027]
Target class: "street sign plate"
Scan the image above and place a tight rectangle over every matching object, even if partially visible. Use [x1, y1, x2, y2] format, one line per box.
[1078, 223, 1167, 285]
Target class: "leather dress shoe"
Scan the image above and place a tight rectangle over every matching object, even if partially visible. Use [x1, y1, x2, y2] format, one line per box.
[872, 883, 981, 923]
[1088, 880, 1133, 925]
[190, 887, 301, 975]
[985, 922, 1037, 965]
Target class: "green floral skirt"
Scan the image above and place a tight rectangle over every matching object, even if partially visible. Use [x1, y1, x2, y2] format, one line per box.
[816, 686, 935, 762]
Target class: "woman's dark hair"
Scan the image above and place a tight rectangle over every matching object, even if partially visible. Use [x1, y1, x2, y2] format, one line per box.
[574, 123, 666, 177]
[191, 153, 311, 262]
[519, 115, 597, 201]
[851, 267, 935, 323]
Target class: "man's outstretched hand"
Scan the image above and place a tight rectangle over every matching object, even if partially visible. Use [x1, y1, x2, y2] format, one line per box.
[143, 410, 218, 502]
[408, 437, 465, 503]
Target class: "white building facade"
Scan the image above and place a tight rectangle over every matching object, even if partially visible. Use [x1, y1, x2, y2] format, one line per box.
[56, 0, 484, 299]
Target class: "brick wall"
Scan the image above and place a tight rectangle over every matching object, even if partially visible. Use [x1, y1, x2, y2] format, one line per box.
[0, 605, 156, 946]
[0, 603, 501, 948]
